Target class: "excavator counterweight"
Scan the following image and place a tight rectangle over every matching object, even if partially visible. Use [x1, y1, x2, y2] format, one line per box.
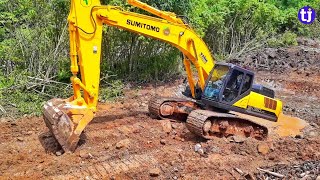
[42, 0, 308, 152]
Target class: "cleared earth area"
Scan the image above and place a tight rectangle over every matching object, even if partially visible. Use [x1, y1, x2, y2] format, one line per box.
[0, 44, 319, 179]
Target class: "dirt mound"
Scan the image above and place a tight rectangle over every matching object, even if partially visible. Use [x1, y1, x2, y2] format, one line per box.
[229, 43, 320, 74]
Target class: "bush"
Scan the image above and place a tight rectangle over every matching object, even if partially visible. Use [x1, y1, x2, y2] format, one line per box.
[99, 80, 124, 102]
[188, 0, 319, 59]
[0, 72, 46, 116]
[0, 72, 125, 117]
[267, 31, 298, 47]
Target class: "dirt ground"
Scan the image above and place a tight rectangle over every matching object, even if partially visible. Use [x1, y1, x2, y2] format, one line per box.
[0, 46, 320, 179]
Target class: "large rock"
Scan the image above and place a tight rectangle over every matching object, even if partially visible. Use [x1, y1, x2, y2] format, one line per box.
[116, 139, 130, 149]
[231, 136, 246, 143]
[194, 143, 202, 152]
[171, 123, 178, 129]
[79, 150, 90, 159]
[149, 168, 161, 177]
[160, 120, 172, 134]
[118, 126, 132, 135]
[257, 143, 270, 155]
[160, 139, 166, 145]
[266, 48, 277, 59]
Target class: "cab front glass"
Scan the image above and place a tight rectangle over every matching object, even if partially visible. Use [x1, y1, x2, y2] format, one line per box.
[203, 65, 230, 101]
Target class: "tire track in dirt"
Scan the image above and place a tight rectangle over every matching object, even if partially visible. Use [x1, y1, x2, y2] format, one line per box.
[52, 154, 158, 179]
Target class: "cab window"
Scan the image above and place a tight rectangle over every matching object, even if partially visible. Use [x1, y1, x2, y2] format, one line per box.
[223, 70, 243, 102]
[203, 65, 230, 100]
[241, 74, 253, 94]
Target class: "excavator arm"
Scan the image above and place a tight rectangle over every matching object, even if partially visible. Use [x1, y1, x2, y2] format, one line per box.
[98, 4, 215, 91]
[43, 0, 216, 152]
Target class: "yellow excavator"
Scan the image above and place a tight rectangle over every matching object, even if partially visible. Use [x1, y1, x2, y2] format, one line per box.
[43, 0, 308, 152]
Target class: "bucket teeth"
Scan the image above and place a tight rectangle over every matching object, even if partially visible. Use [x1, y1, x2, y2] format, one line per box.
[43, 99, 79, 152]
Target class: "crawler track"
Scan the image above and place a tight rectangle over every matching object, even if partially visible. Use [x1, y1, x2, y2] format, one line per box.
[186, 109, 268, 140]
[148, 96, 197, 120]
[148, 97, 171, 118]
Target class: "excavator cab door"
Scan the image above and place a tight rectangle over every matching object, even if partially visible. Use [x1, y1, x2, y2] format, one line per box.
[221, 69, 244, 103]
[221, 68, 253, 104]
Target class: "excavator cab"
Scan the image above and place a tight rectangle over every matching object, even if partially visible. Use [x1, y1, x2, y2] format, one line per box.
[203, 63, 253, 104]
[201, 63, 279, 121]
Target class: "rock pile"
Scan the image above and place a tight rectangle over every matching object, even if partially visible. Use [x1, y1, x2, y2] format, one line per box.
[255, 161, 320, 179]
[229, 45, 320, 74]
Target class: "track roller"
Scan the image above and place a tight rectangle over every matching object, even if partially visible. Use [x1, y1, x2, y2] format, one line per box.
[148, 96, 198, 121]
[186, 109, 268, 140]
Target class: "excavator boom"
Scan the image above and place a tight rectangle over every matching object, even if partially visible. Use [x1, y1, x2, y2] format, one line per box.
[43, 0, 215, 152]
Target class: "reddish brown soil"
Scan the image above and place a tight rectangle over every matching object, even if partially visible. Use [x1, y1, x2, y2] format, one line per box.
[0, 70, 319, 179]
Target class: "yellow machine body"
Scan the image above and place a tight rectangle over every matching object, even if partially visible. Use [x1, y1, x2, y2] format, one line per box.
[42, 0, 307, 152]
[233, 92, 283, 117]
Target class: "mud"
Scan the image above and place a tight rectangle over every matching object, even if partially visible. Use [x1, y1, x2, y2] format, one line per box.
[1, 44, 320, 179]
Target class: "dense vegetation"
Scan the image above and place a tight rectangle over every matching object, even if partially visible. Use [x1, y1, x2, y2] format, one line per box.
[0, 0, 319, 116]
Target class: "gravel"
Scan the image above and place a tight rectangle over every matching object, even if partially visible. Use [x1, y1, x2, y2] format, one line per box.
[255, 161, 320, 179]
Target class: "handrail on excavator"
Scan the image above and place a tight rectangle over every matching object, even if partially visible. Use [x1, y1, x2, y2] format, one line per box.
[127, 0, 185, 24]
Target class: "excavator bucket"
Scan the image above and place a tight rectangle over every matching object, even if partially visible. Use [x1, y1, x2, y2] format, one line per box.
[43, 99, 94, 152]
